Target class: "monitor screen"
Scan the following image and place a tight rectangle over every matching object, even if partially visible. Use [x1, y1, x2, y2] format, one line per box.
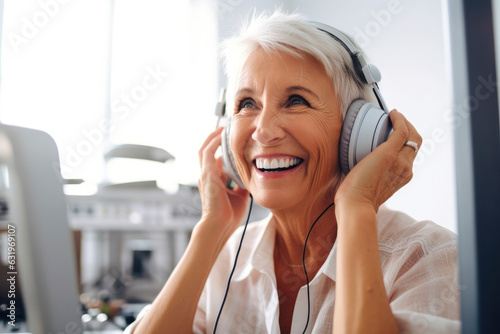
[0, 124, 82, 333]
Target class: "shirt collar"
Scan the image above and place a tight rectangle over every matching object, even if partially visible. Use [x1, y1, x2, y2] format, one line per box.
[232, 214, 339, 284]
[232, 214, 276, 282]
[316, 239, 337, 282]
[229, 207, 392, 286]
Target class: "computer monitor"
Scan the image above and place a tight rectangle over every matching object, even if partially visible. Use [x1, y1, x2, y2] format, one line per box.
[447, 0, 500, 332]
[0, 123, 82, 333]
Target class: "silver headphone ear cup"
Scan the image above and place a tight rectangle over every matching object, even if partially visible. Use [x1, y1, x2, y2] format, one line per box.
[339, 99, 392, 175]
[220, 123, 246, 189]
[339, 99, 365, 174]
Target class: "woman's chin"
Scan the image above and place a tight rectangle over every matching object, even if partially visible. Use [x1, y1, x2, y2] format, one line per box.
[249, 185, 304, 212]
[248, 177, 340, 213]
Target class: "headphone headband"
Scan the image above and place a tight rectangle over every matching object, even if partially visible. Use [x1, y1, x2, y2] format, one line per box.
[310, 22, 364, 62]
[310, 21, 388, 112]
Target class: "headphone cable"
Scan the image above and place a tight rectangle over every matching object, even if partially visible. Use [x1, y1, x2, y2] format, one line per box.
[212, 196, 334, 334]
[213, 193, 254, 334]
[301, 201, 335, 334]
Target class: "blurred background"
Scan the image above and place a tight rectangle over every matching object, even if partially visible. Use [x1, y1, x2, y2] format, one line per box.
[0, 0, 464, 331]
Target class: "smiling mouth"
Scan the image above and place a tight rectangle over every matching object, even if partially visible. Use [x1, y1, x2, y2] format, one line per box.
[254, 157, 304, 173]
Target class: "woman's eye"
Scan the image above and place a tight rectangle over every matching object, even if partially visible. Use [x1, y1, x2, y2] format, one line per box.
[238, 98, 256, 110]
[288, 95, 310, 107]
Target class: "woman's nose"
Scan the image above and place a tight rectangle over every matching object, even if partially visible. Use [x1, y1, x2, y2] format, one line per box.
[251, 106, 286, 145]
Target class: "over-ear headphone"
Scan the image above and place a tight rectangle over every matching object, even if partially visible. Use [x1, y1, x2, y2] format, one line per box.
[215, 22, 393, 190]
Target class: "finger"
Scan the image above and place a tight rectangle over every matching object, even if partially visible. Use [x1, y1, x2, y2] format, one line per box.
[401, 142, 418, 159]
[214, 156, 228, 184]
[384, 109, 410, 152]
[199, 127, 223, 157]
[215, 155, 224, 170]
[199, 128, 224, 168]
[387, 110, 422, 159]
[403, 118, 423, 150]
[379, 111, 416, 182]
[404, 118, 421, 144]
[200, 135, 221, 171]
[394, 117, 420, 186]
[400, 118, 423, 163]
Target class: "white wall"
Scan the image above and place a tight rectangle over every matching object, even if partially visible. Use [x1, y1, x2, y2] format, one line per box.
[217, 0, 457, 232]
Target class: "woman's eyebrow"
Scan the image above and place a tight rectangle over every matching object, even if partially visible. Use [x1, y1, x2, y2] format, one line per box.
[235, 87, 254, 96]
[234, 86, 319, 99]
[286, 86, 319, 99]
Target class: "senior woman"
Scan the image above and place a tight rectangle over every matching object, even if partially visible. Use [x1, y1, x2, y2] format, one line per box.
[126, 12, 460, 334]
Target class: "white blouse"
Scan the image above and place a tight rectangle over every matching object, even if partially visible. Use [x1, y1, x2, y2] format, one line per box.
[125, 206, 461, 333]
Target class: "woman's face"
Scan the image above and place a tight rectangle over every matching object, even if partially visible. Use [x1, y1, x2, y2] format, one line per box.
[231, 48, 343, 210]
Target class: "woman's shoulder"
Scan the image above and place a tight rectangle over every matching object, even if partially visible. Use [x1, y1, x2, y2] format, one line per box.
[376, 206, 457, 254]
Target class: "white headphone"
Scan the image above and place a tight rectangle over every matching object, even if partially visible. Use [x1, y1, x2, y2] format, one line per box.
[215, 22, 393, 189]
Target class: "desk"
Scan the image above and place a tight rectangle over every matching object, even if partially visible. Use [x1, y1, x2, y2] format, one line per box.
[0, 319, 123, 333]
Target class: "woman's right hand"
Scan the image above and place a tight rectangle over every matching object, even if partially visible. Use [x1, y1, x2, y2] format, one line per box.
[131, 127, 249, 334]
[197, 127, 250, 239]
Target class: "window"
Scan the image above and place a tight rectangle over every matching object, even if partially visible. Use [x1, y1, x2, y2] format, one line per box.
[0, 0, 217, 193]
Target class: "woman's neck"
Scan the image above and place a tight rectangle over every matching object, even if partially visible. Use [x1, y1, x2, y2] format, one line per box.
[271, 196, 338, 272]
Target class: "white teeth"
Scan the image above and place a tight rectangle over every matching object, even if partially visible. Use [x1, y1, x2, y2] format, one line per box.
[255, 157, 301, 170]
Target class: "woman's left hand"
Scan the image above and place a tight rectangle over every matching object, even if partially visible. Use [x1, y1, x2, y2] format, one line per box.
[334, 109, 422, 212]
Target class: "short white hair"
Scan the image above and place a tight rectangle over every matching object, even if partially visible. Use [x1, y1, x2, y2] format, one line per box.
[219, 10, 377, 119]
